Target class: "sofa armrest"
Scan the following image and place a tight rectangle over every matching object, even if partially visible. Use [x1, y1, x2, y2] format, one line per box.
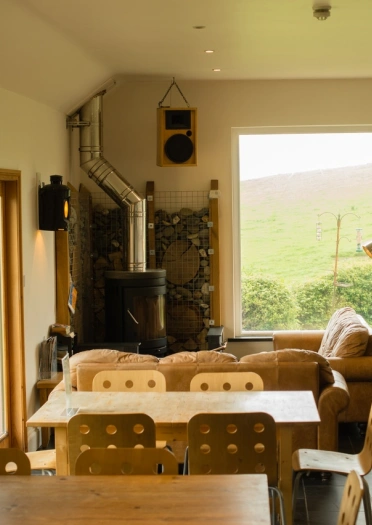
[317, 370, 349, 451]
[272, 330, 324, 352]
[327, 356, 372, 382]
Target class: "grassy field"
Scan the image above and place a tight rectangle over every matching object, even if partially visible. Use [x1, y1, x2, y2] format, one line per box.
[240, 163, 372, 285]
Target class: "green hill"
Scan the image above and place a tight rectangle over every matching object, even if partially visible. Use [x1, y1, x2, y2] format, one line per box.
[240, 163, 372, 284]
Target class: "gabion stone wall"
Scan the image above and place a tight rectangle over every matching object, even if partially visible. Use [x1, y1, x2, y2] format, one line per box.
[91, 204, 126, 342]
[155, 206, 211, 352]
[89, 191, 212, 351]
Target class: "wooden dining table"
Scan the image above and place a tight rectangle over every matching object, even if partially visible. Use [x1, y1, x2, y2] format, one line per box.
[27, 389, 320, 525]
[0, 473, 271, 525]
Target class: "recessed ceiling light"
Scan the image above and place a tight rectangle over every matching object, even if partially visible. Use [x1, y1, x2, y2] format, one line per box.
[313, 6, 331, 20]
[212, 68, 221, 72]
[205, 50, 214, 54]
[193, 25, 206, 30]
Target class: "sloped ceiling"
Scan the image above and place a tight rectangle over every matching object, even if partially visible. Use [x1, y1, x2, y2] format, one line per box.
[1, 0, 371, 113]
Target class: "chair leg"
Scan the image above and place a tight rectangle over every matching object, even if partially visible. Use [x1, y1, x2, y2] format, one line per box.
[183, 446, 189, 475]
[269, 488, 276, 525]
[292, 471, 305, 517]
[362, 478, 372, 525]
[269, 486, 287, 525]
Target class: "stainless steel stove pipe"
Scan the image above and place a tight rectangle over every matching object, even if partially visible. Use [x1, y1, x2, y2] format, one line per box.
[79, 93, 146, 271]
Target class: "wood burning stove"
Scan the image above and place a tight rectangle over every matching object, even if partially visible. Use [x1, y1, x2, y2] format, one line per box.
[105, 269, 167, 357]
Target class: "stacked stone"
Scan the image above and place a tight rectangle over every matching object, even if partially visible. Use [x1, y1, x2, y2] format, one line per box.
[91, 204, 126, 341]
[90, 202, 212, 351]
[155, 206, 211, 352]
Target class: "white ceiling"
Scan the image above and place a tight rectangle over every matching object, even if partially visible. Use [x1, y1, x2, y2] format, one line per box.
[1, 0, 371, 112]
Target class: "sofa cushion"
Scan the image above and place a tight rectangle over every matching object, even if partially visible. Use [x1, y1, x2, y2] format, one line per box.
[70, 349, 159, 366]
[240, 348, 334, 385]
[159, 349, 238, 364]
[67, 349, 159, 389]
[319, 307, 369, 358]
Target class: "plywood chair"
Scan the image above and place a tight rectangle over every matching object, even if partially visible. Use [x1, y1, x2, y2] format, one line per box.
[187, 412, 286, 525]
[67, 413, 156, 475]
[92, 370, 167, 449]
[190, 371, 264, 392]
[26, 449, 56, 475]
[92, 369, 166, 393]
[337, 470, 365, 525]
[184, 371, 265, 474]
[0, 448, 31, 475]
[75, 447, 178, 475]
[292, 403, 372, 524]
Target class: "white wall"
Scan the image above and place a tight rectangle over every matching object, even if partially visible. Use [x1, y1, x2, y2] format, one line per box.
[97, 78, 372, 341]
[0, 86, 69, 445]
[2, 77, 372, 447]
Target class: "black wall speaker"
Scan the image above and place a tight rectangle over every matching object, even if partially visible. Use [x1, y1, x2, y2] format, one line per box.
[39, 175, 70, 231]
[157, 107, 197, 167]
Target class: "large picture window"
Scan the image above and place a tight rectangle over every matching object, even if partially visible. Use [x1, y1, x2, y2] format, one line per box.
[233, 128, 372, 336]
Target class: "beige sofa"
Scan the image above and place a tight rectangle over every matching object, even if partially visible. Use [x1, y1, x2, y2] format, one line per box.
[273, 307, 372, 424]
[51, 346, 349, 452]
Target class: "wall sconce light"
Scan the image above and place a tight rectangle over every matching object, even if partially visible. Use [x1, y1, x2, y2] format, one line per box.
[362, 240, 372, 259]
[38, 175, 70, 231]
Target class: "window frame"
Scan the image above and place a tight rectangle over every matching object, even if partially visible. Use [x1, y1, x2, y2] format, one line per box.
[232, 124, 372, 337]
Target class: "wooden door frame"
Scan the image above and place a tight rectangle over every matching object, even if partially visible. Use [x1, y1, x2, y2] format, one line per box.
[0, 169, 26, 449]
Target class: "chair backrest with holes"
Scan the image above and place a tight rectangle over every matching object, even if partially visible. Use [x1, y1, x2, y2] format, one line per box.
[0, 448, 31, 475]
[75, 447, 178, 475]
[92, 370, 166, 392]
[187, 412, 277, 484]
[190, 371, 264, 392]
[67, 413, 156, 474]
[359, 403, 372, 474]
[337, 470, 364, 525]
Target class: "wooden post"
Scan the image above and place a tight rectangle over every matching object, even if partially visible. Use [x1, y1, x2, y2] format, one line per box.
[146, 181, 156, 269]
[55, 230, 70, 325]
[209, 180, 221, 326]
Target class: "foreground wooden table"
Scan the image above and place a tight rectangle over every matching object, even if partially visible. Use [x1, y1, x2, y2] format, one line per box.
[27, 389, 320, 525]
[0, 474, 270, 525]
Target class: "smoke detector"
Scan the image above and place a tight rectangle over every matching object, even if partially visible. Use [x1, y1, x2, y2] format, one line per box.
[313, 6, 331, 20]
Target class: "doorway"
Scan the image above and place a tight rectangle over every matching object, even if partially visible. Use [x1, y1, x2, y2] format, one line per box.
[0, 169, 25, 449]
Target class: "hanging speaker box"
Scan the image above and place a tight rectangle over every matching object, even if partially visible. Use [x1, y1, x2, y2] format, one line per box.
[157, 107, 197, 167]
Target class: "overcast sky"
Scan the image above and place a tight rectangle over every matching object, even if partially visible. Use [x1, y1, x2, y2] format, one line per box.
[239, 133, 372, 180]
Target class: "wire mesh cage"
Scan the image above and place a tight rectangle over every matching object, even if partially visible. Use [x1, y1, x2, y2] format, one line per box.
[154, 191, 211, 352]
[68, 190, 92, 339]
[69, 189, 213, 351]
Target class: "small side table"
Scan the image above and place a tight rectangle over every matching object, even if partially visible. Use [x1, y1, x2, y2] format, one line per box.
[36, 372, 63, 448]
